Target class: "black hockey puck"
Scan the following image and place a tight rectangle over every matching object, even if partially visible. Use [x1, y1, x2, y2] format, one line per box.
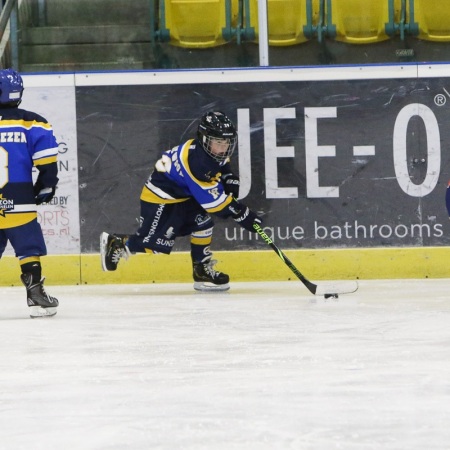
[324, 293, 339, 299]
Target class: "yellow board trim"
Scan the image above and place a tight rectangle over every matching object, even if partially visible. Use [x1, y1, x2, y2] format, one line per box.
[1, 247, 450, 286]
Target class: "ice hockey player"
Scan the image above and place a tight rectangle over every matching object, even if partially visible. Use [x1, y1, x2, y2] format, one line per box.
[0, 69, 59, 317]
[100, 111, 262, 291]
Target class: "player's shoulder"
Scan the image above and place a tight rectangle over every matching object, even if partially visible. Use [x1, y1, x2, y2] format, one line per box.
[0, 107, 49, 124]
[17, 108, 49, 124]
[186, 140, 221, 181]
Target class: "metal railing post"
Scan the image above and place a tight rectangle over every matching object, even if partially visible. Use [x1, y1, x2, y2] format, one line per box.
[10, 0, 18, 68]
[258, 0, 269, 66]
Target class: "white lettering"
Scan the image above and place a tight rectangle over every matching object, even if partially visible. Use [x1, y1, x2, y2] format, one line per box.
[0, 131, 26, 143]
[264, 108, 298, 199]
[305, 107, 339, 198]
[393, 103, 440, 197]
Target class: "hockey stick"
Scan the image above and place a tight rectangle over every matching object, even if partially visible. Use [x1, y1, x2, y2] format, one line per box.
[253, 223, 358, 296]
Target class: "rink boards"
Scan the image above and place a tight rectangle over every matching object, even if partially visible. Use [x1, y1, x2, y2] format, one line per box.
[2, 65, 450, 284]
[1, 246, 450, 286]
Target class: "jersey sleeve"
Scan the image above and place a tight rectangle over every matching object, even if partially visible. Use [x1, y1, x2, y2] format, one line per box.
[30, 118, 59, 189]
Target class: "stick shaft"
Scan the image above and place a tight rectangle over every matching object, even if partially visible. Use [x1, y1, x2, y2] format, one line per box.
[253, 223, 318, 294]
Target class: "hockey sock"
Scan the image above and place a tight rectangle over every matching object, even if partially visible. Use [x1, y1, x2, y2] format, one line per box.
[190, 228, 213, 263]
[20, 258, 42, 284]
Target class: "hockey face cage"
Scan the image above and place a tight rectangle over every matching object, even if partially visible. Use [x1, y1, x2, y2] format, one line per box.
[197, 111, 238, 163]
[201, 135, 237, 163]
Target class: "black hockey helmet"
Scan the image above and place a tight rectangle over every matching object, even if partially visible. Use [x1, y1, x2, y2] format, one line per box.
[197, 111, 237, 162]
[0, 68, 23, 107]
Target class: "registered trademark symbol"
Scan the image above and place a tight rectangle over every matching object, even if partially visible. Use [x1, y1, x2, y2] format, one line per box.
[434, 93, 446, 106]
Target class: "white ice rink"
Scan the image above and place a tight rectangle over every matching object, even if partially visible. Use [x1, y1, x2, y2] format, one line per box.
[0, 279, 450, 450]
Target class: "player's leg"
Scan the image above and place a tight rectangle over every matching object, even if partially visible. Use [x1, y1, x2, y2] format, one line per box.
[8, 219, 59, 318]
[100, 201, 176, 271]
[100, 232, 131, 271]
[183, 202, 229, 291]
[191, 228, 230, 291]
[0, 230, 7, 257]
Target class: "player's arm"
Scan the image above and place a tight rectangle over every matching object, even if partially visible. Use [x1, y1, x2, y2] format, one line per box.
[33, 161, 58, 205]
[220, 163, 240, 198]
[183, 163, 262, 232]
[181, 144, 262, 232]
[31, 119, 59, 205]
[210, 195, 262, 232]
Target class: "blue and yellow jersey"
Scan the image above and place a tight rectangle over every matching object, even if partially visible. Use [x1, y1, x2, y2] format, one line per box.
[141, 139, 234, 217]
[0, 107, 58, 229]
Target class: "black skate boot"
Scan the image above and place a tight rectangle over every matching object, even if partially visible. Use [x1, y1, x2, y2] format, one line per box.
[100, 232, 130, 271]
[193, 259, 230, 291]
[21, 273, 59, 318]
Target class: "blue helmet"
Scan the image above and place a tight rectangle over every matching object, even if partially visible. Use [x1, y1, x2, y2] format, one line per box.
[0, 69, 23, 106]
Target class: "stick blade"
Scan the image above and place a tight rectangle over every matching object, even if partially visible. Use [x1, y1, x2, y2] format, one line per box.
[315, 281, 359, 296]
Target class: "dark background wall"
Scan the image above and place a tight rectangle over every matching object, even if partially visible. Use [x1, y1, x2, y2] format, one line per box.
[77, 78, 450, 253]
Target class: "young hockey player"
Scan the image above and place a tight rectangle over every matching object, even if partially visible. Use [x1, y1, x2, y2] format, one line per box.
[100, 111, 262, 291]
[0, 69, 59, 317]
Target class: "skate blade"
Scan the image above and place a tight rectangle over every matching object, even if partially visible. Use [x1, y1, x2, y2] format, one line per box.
[194, 282, 230, 292]
[29, 306, 58, 318]
[100, 232, 109, 271]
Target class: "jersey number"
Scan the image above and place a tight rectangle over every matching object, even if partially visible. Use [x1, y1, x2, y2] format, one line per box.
[0, 147, 8, 189]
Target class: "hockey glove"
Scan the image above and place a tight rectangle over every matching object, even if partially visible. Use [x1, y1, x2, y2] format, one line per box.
[34, 185, 56, 205]
[222, 172, 240, 198]
[232, 203, 262, 233]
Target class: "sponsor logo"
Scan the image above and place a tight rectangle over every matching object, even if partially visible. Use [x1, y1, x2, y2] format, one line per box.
[195, 214, 211, 227]
[208, 187, 220, 199]
[155, 238, 175, 247]
[235, 208, 249, 222]
[164, 227, 175, 239]
[143, 204, 165, 243]
[0, 194, 14, 217]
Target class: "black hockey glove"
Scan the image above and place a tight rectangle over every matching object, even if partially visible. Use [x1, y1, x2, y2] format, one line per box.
[231, 203, 262, 233]
[221, 172, 240, 198]
[34, 182, 56, 205]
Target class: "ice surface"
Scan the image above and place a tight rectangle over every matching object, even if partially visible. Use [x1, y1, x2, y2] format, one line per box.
[0, 279, 449, 450]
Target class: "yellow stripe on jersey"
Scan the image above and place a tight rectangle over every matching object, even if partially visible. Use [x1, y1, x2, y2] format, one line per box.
[34, 155, 57, 166]
[204, 194, 234, 213]
[140, 185, 188, 204]
[0, 119, 53, 130]
[0, 212, 36, 229]
[179, 140, 219, 189]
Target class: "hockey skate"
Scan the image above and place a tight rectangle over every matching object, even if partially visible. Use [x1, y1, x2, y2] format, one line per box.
[193, 259, 230, 291]
[100, 232, 130, 271]
[21, 274, 59, 318]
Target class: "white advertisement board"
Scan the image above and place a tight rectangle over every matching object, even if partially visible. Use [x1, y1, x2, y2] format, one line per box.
[4, 74, 80, 255]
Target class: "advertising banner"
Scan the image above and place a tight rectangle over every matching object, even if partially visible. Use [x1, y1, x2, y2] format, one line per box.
[6, 81, 81, 255]
[76, 76, 450, 252]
